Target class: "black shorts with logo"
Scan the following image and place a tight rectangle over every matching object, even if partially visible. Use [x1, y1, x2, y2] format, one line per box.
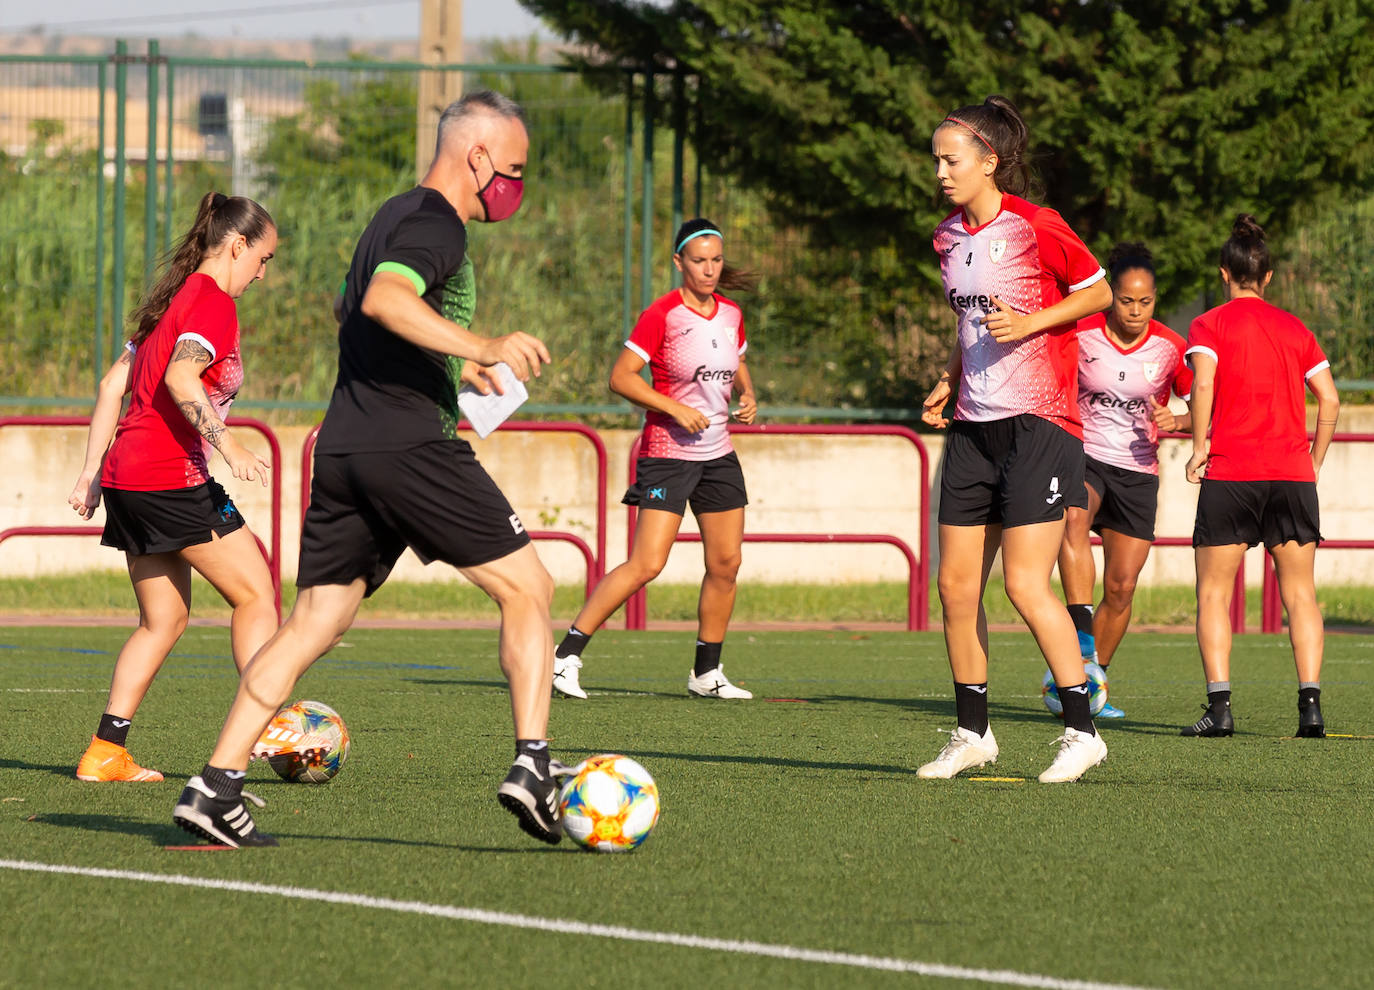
[100, 479, 245, 555]
[1084, 455, 1160, 543]
[1193, 479, 1321, 549]
[297, 441, 531, 596]
[938, 414, 1087, 529]
[622, 452, 748, 517]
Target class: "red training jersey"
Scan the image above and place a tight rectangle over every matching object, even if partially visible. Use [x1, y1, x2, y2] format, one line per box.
[1184, 297, 1328, 482]
[102, 273, 243, 491]
[626, 289, 746, 461]
[934, 193, 1105, 438]
[1077, 315, 1192, 475]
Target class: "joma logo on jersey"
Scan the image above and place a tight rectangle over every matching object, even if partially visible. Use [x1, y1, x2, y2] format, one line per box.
[948, 288, 996, 311]
[692, 366, 736, 383]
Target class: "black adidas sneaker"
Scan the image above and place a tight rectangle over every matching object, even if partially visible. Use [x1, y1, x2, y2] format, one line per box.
[497, 754, 563, 845]
[173, 776, 278, 847]
[1296, 698, 1326, 738]
[1180, 703, 1235, 737]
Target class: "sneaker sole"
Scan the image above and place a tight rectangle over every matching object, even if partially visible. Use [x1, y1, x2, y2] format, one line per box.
[552, 681, 588, 700]
[496, 786, 562, 846]
[1039, 752, 1108, 784]
[172, 804, 242, 848]
[916, 756, 996, 780]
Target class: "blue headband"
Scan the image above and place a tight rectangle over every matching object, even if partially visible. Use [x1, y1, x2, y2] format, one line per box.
[676, 228, 723, 253]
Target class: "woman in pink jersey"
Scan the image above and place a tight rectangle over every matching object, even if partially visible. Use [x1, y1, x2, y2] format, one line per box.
[553, 218, 758, 701]
[1058, 243, 1192, 718]
[1183, 215, 1339, 739]
[918, 96, 1113, 783]
[66, 192, 279, 781]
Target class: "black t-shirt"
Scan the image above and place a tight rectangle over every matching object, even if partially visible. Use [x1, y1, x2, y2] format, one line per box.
[315, 186, 478, 453]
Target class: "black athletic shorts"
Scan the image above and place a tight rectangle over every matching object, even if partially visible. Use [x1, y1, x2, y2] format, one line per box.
[1084, 455, 1160, 543]
[100, 479, 245, 555]
[938, 414, 1087, 528]
[297, 441, 531, 596]
[622, 452, 748, 517]
[1193, 479, 1321, 549]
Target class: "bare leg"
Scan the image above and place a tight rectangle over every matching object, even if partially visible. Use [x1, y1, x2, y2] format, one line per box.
[570, 509, 681, 634]
[938, 523, 1001, 683]
[1268, 541, 1323, 683]
[105, 553, 191, 718]
[1095, 529, 1153, 666]
[1058, 486, 1102, 606]
[696, 507, 744, 642]
[180, 527, 277, 673]
[461, 544, 556, 741]
[207, 580, 366, 770]
[1195, 543, 1247, 684]
[1002, 518, 1084, 687]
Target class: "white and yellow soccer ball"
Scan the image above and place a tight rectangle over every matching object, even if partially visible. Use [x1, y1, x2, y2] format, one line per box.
[557, 754, 660, 852]
[1041, 663, 1108, 718]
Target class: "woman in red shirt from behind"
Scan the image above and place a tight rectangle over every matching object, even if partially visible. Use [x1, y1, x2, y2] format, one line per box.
[67, 192, 279, 781]
[1184, 214, 1340, 738]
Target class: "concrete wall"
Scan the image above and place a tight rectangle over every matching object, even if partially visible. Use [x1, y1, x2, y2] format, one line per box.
[3, 408, 1371, 588]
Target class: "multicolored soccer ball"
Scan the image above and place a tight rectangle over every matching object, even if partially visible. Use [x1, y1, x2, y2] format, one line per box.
[1041, 663, 1108, 718]
[557, 754, 660, 853]
[267, 700, 350, 783]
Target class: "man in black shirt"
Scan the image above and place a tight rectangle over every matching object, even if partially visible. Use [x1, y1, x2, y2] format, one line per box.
[174, 91, 566, 848]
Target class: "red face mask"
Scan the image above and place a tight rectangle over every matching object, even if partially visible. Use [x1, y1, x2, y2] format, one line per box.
[475, 159, 524, 222]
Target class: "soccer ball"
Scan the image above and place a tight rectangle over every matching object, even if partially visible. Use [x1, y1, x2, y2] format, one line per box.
[1041, 662, 1108, 718]
[558, 754, 660, 853]
[267, 700, 351, 783]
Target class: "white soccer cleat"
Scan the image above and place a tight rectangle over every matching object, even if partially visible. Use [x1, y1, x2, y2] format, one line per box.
[1037, 727, 1108, 783]
[552, 655, 588, 700]
[687, 665, 752, 700]
[917, 726, 999, 779]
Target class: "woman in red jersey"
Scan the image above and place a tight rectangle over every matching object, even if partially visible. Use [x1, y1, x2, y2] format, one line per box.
[919, 96, 1113, 783]
[552, 218, 758, 701]
[67, 192, 279, 781]
[1183, 214, 1339, 738]
[1057, 243, 1193, 718]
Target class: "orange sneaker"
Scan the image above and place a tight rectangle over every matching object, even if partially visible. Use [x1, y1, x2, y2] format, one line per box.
[75, 736, 165, 782]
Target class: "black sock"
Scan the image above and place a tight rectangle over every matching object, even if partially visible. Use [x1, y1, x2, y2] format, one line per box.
[1207, 689, 1232, 713]
[1298, 686, 1321, 707]
[953, 682, 989, 736]
[96, 713, 131, 747]
[1059, 681, 1096, 735]
[200, 764, 245, 797]
[694, 640, 723, 677]
[1067, 603, 1094, 637]
[556, 627, 591, 659]
[516, 739, 550, 775]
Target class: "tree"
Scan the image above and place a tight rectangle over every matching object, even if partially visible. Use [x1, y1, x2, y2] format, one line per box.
[521, 0, 1374, 401]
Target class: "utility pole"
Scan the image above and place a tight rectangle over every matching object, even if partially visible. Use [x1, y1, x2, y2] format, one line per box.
[416, 0, 463, 180]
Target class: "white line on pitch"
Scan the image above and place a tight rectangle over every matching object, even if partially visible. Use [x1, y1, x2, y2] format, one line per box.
[0, 859, 1160, 990]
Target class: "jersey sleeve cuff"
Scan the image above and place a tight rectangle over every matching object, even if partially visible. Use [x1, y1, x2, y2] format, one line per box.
[1305, 359, 1331, 380]
[175, 331, 217, 361]
[625, 340, 651, 362]
[1184, 344, 1217, 366]
[374, 261, 427, 296]
[1069, 267, 1106, 293]
[738, 340, 748, 356]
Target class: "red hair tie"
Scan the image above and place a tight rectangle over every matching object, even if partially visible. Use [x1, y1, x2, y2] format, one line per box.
[942, 116, 996, 154]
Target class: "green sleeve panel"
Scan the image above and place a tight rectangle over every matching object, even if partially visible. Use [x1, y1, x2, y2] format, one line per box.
[373, 261, 426, 296]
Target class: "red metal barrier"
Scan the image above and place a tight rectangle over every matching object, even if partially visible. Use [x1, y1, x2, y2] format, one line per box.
[0, 415, 284, 619]
[623, 424, 931, 631]
[300, 421, 608, 595]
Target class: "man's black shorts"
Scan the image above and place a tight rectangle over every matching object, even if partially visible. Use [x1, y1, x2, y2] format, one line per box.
[1084, 455, 1160, 543]
[938, 414, 1086, 528]
[100, 479, 245, 555]
[1193, 479, 1321, 549]
[622, 452, 748, 517]
[298, 441, 531, 596]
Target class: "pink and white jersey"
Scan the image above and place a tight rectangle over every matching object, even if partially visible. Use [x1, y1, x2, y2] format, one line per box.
[1076, 315, 1191, 475]
[626, 289, 746, 461]
[934, 194, 1105, 438]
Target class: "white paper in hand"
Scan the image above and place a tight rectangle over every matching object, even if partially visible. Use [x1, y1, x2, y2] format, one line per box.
[457, 362, 528, 438]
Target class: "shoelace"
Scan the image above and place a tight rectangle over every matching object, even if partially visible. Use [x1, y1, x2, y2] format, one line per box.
[935, 729, 973, 760]
[242, 790, 266, 808]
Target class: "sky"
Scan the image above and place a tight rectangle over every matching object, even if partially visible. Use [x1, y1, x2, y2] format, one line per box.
[0, 0, 552, 41]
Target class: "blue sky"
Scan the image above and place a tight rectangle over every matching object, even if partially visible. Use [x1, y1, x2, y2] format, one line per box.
[0, 0, 552, 41]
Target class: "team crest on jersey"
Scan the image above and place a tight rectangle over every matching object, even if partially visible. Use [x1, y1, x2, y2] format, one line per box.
[1143, 361, 1163, 383]
[989, 239, 1007, 263]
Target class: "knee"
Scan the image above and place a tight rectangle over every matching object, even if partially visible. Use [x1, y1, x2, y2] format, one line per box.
[1002, 572, 1044, 612]
[140, 608, 189, 642]
[494, 565, 555, 613]
[938, 574, 979, 618]
[1103, 574, 1137, 609]
[706, 550, 741, 584]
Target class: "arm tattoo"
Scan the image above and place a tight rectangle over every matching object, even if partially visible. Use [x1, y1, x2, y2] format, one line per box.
[176, 399, 227, 449]
[170, 339, 213, 366]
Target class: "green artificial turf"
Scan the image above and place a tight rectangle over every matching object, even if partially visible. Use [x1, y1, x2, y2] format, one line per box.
[2, 625, 1371, 988]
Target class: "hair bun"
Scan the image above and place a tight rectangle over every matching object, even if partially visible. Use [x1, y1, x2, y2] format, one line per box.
[1231, 213, 1265, 242]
